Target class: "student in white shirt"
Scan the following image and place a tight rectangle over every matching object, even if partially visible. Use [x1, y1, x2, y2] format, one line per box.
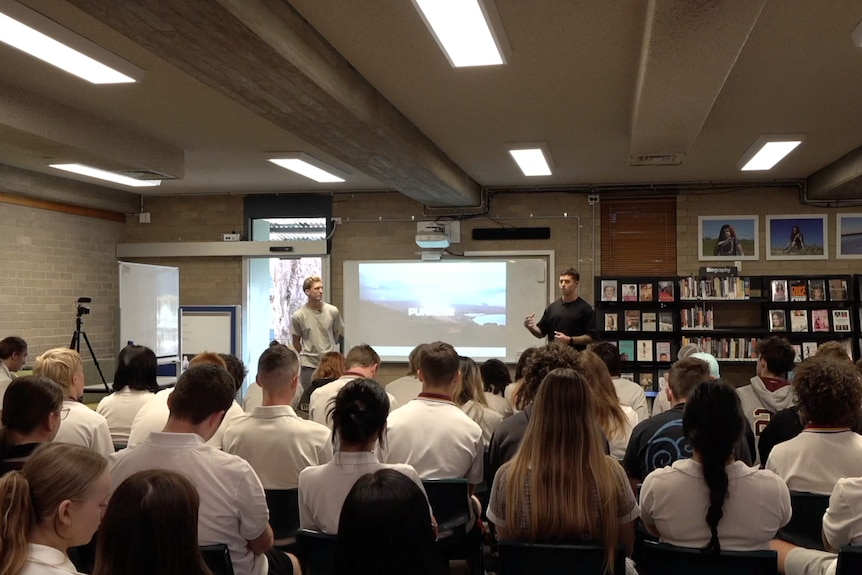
[385, 344, 426, 409]
[579, 350, 637, 459]
[33, 348, 114, 458]
[96, 344, 159, 445]
[591, 341, 649, 422]
[0, 443, 111, 575]
[0, 335, 28, 410]
[455, 356, 503, 446]
[479, 358, 514, 419]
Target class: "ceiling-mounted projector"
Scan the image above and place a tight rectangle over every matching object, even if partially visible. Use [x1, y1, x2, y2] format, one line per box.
[415, 232, 450, 249]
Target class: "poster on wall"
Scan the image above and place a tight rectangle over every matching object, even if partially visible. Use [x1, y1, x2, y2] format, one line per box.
[765, 214, 828, 260]
[836, 214, 862, 259]
[698, 216, 759, 261]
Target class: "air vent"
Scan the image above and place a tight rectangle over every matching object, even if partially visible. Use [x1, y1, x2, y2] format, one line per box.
[629, 154, 684, 166]
[118, 169, 177, 181]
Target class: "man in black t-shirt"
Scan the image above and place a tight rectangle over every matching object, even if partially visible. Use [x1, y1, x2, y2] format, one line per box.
[524, 268, 597, 351]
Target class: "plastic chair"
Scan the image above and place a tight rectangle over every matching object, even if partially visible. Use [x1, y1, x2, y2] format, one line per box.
[422, 478, 484, 575]
[639, 540, 777, 575]
[776, 491, 830, 551]
[200, 544, 235, 575]
[265, 488, 300, 550]
[498, 540, 626, 575]
[297, 528, 337, 575]
[837, 545, 862, 575]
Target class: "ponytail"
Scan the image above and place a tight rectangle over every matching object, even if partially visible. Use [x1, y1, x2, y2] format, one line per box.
[701, 454, 729, 553]
[0, 471, 34, 575]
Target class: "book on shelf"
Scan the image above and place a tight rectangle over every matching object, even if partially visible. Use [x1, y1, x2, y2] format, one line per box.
[792, 344, 802, 363]
[658, 311, 674, 332]
[604, 312, 619, 331]
[680, 276, 750, 300]
[618, 340, 634, 361]
[639, 372, 655, 392]
[832, 309, 851, 332]
[620, 372, 635, 382]
[641, 312, 657, 332]
[802, 341, 818, 360]
[829, 279, 848, 301]
[812, 309, 830, 332]
[658, 281, 675, 302]
[769, 309, 787, 331]
[624, 310, 640, 331]
[680, 336, 758, 361]
[790, 280, 808, 302]
[808, 279, 826, 301]
[656, 341, 671, 362]
[601, 279, 618, 302]
[790, 309, 809, 332]
[680, 306, 713, 330]
[622, 283, 638, 301]
[637, 340, 653, 362]
[771, 280, 788, 302]
[639, 283, 654, 302]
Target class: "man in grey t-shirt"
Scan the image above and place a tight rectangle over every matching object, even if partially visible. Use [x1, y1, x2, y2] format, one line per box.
[290, 276, 344, 396]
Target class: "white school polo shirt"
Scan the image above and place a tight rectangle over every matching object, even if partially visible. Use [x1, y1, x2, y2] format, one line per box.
[223, 404, 333, 489]
[484, 392, 514, 419]
[766, 428, 862, 495]
[53, 399, 114, 458]
[96, 387, 154, 443]
[308, 374, 399, 429]
[386, 375, 422, 409]
[612, 377, 649, 423]
[109, 432, 269, 575]
[608, 405, 638, 460]
[823, 476, 862, 548]
[18, 544, 81, 575]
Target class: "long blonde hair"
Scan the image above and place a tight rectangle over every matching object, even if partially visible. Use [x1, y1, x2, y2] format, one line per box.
[579, 351, 630, 440]
[0, 443, 108, 575]
[505, 368, 623, 571]
[455, 356, 488, 408]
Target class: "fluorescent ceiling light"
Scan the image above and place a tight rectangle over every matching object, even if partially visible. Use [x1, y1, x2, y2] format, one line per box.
[0, 1, 140, 84]
[738, 135, 805, 171]
[507, 147, 552, 176]
[268, 153, 346, 183]
[50, 163, 161, 187]
[412, 0, 506, 67]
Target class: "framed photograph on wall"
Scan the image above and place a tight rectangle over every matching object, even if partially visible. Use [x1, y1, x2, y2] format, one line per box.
[698, 216, 759, 261]
[836, 214, 862, 258]
[765, 214, 828, 260]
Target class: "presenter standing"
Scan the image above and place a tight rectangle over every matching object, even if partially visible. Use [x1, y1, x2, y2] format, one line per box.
[524, 268, 596, 351]
[291, 276, 344, 397]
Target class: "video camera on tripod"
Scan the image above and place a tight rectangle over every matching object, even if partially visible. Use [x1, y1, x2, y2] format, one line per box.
[70, 296, 108, 392]
[76, 297, 91, 317]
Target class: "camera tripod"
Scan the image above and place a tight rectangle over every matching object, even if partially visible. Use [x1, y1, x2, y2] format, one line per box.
[69, 301, 109, 393]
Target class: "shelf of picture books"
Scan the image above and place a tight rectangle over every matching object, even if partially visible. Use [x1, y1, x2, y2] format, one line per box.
[765, 275, 854, 338]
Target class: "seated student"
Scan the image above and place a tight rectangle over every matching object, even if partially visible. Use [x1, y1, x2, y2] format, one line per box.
[479, 358, 514, 418]
[591, 341, 649, 422]
[579, 350, 638, 459]
[244, 341, 283, 413]
[299, 378, 427, 534]
[33, 348, 114, 458]
[385, 344, 427, 409]
[96, 344, 159, 444]
[127, 351, 245, 449]
[224, 345, 332, 489]
[0, 335, 28, 408]
[380, 341, 483, 485]
[640, 379, 791, 551]
[296, 351, 345, 417]
[766, 356, 862, 495]
[109, 364, 295, 575]
[0, 443, 110, 575]
[487, 343, 581, 485]
[455, 356, 503, 446]
[652, 343, 702, 416]
[503, 347, 539, 412]
[488, 368, 639, 575]
[334, 469, 441, 575]
[0, 376, 64, 474]
[92, 470, 210, 575]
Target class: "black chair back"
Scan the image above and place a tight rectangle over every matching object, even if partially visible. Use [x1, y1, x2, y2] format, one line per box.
[200, 544, 235, 575]
[639, 540, 777, 575]
[297, 528, 337, 575]
[265, 488, 300, 543]
[776, 491, 829, 551]
[422, 478, 471, 533]
[498, 540, 626, 575]
[837, 545, 862, 575]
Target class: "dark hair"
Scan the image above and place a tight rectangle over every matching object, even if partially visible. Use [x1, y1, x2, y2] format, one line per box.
[257, 345, 299, 376]
[329, 378, 389, 447]
[560, 268, 580, 281]
[480, 358, 511, 395]
[793, 357, 862, 427]
[218, 354, 248, 392]
[334, 469, 440, 575]
[668, 357, 711, 400]
[0, 376, 63, 448]
[515, 347, 539, 381]
[406, 344, 429, 377]
[112, 345, 158, 393]
[168, 364, 235, 424]
[514, 343, 580, 410]
[0, 337, 27, 360]
[93, 470, 211, 575]
[683, 378, 746, 554]
[345, 344, 380, 369]
[419, 341, 459, 387]
[755, 336, 796, 376]
[590, 342, 621, 377]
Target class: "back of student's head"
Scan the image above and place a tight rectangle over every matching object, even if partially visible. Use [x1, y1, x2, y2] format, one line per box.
[668, 357, 711, 400]
[590, 341, 622, 377]
[455, 356, 487, 407]
[218, 354, 247, 392]
[815, 341, 851, 363]
[683, 378, 746, 554]
[344, 344, 380, 370]
[33, 347, 82, 393]
[93, 470, 210, 575]
[334, 469, 439, 575]
[793, 356, 862, 427]
[168, 364, 235, 424]
[755, 336, 796, 376]
[480, 358, 511, 396]
[329, 378, 389, 447]
[514, 347, 539, 381]
[0, 443, 108, 574]
[113, 344, 158, 393]
[419, 341, 460, 387]
[312, 351, 345, 381]
[406, 344, 429, 377]
[1, 376, 64, 447]
[0, 336, 27, 360]
[188, 351, 227, 369]
[515, 343, 580, 410]
[257, 345, 300, 389]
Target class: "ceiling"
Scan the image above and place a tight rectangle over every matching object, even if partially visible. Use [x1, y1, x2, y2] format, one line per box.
[2, 0, 862, 208]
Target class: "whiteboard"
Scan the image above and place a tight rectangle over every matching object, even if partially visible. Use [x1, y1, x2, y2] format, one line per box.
[119, 262, 179, 358]
[179, 306, 241, 360]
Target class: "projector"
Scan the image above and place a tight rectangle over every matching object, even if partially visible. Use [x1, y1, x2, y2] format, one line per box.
[415, 232, 450, 249]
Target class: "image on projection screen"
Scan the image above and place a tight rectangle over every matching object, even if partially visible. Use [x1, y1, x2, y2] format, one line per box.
[356, 261, 507, 358]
